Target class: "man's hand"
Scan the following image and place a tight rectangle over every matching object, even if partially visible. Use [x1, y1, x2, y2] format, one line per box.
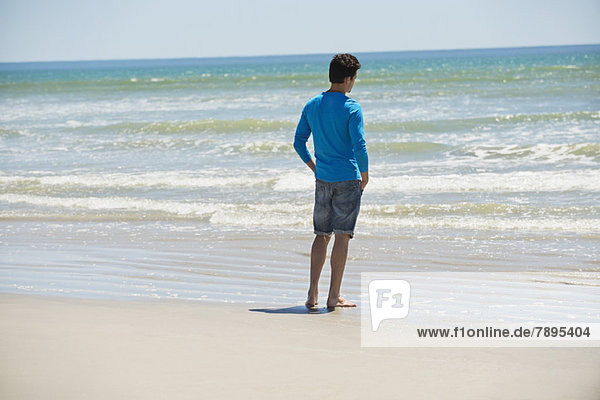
[360, 171, 369, 190]
[306, 160, 316, 173]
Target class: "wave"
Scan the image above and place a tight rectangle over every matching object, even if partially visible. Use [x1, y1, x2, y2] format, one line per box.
[1, 194, 598, 233]
[272, 169, 600, 193]
[0, 194, 218, 220]
[46, 130, 600, 162]
[5, 66, 597, 97]
[2, 169, 598, 193]
[0, 171, 276, 190]
[362, 203, 598, 217]
[89, 119, 295, 135]
[217, 141, 294, 155]
[364, 141, 599, 162]
[358, 63, 600, 85]
[361, 215, 600, 233]
[5, 138, 295, 153]
[367, 141, 449, 154]
[9, 111, 597, 138]
[368, 170, 600, 193]
[214, 140, 599, 161]
[89, 137, 216, 151]
[0, 127, 28, 137]
[0, 72, 325, 93]
[453, 143, 600, 162]
[365, 111, 600, 133]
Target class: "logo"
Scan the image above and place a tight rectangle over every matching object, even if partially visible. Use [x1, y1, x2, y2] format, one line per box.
[368, 279, 410, 331]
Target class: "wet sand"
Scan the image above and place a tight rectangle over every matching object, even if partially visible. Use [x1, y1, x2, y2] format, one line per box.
[1, 294, 599, 399]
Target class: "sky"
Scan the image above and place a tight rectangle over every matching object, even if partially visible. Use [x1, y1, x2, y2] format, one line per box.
[0, 0, 599, 62]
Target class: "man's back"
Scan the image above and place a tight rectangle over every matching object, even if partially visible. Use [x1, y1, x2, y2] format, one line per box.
[293, 91, 368, 182]
[293, 53, 367, 311]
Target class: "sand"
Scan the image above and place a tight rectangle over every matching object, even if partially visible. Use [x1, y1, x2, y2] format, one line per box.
[1, 294, 599, 399]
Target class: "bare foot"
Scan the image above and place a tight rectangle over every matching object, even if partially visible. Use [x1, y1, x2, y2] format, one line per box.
[305, 293, 319, 310]
[327, 297, 357, 310]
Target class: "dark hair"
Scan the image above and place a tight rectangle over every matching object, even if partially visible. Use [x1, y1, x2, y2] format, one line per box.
[329, 53, 361, 83]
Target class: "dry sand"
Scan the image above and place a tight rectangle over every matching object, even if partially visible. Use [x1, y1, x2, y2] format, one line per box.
[1, 294, 598, 399]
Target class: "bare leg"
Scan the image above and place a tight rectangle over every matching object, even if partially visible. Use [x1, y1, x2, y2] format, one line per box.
[327, 233, 356, 309]
[306, 234, 331, 308]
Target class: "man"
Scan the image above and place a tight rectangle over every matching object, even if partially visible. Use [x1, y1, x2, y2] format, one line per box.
[293, 53, 369, 311]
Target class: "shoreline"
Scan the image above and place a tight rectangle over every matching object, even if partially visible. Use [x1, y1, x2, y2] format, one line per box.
[1, 293, 599, 399]
[2, 220, 597, 308]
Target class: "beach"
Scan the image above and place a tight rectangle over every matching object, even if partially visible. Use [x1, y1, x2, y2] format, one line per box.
[1, 45, 599, 397]
[1, 293, 599, 400]
[1, 222, 599, 398]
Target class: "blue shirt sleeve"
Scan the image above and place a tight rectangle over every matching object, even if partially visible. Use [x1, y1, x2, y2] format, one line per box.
[349, 104, 369, 173]
[293, 108, 313, 164]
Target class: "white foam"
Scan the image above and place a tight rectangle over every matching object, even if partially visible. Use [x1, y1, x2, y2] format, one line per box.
[362, 215, 600, 233]
[274, 169, 600, 193]
[1, 194, 598, 233]
[272, 171, 315, 192]
[0, 171, 274, 189]
[463, 143, 600, 164]
[369, 170, 600, 193]
[2, 169, 598, 194]
[0, 193, 226, 217]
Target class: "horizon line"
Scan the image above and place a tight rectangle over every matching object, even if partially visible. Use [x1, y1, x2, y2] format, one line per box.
[1, 42, 599, 65]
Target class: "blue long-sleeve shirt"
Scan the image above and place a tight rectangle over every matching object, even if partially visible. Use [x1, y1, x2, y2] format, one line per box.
[293, 92, 368, 182]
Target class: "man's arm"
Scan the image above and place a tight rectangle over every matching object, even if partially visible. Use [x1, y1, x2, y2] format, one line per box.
[293, 108, 313, 169]
[306, 159, 316, 173]
[349, 104, 369, 190]
[360, 170, 368, 190]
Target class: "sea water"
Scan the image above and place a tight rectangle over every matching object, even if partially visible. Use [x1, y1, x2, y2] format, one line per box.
[1, 45, 599, 312]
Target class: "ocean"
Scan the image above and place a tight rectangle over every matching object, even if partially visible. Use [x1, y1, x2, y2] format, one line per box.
[1, 45, 599, 317]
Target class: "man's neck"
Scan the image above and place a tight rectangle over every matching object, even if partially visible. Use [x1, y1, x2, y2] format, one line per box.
[327, 83, 346, 94]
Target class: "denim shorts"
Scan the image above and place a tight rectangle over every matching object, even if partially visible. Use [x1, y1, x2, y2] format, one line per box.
[313, 178, 363, 238]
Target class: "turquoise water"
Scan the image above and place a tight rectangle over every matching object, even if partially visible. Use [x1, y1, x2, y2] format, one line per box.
[1, 45, 599, 303]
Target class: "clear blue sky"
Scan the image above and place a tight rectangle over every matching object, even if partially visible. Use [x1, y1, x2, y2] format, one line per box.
[1, 0, 599, 62]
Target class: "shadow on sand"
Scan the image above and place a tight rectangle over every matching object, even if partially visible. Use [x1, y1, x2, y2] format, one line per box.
[249, 305, 333, 315]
